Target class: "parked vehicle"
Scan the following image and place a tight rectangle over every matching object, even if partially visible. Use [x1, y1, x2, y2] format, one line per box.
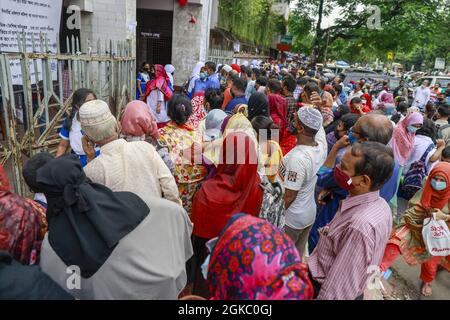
[415, 76, 450, 88]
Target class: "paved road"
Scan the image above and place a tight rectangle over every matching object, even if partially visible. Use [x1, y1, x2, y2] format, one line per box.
[390, 257, 449, 300]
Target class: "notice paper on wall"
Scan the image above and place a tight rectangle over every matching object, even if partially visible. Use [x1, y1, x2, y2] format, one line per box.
[0, 0, 63, 85]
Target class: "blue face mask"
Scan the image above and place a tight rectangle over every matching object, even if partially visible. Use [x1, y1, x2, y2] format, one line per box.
[431, 178, 447, 191]
[407, 125, 419, 134]
[385, 106, 395, 116]
[348, 130, 358, 145]
[200, 72, 207, 80]
[332, 102, 339, 112]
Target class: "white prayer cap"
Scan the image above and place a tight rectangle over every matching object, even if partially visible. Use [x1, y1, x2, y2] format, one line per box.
[79, 100, 118, 142]
[222, 65, 232, 73]
[297, 106, 323, 131]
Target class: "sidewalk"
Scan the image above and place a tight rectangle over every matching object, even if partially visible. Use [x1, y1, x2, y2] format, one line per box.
[392, 198, 450, 300]
[390, 257, 450, 300]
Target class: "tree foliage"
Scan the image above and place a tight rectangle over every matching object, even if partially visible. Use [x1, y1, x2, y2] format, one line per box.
[289, 0, 449, 69]
[218, 0, 288, 48]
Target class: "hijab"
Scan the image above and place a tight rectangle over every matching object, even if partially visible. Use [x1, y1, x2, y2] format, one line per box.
[248, 92, 269, 121]
[191, 133, 263, 240]
[191, 62, 204, 79]
[390, 112, 424, 166]
[268, 94, 288, 133]
[165, 64, 175, 87]
[204, 109, 227, 142]
[120, 100, 159, 139]
[144, 64, 173, 101]
[35, 155, 149, 278]
[419, 162, 450, 211]
[0, 165, 47, 265]
[186, 95, 207, 129]
[207, 214, 313, 300]
[223, 113, 259, 148]
[188, 62, 204, 94]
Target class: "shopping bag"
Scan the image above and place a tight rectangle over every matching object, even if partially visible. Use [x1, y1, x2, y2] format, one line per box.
[422, 212, 450, 257]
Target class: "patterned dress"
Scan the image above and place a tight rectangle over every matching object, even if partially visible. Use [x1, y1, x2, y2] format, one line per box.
[0, 165, 47, 265]
[159, 122, 207, 213]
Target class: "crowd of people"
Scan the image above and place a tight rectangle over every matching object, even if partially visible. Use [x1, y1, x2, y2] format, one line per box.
[0, 56, 449, 300]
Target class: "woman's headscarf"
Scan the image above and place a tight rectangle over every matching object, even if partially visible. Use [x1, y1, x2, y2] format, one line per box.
[419, 162, 450, 211]
[404, 162, 450, 247]
[361, 93, 372, 110]
[222, 113, 258, 148]
[248, 92, 269, 121]
[191, 62, 204, 79]
[143, 64, 173, 101]
[0, 165, 47, 265]
[120, 100, 159, 139]
[204, 109, 227, 142]
[35, 155, 149, 278]
[268, 94, 288, 132]
[186, 95, 207, 130]
[206, 214, 313, 300]
[164, 64, 175, 86]
[188, 62, 204, 94]
[191, 133, 263, 240]
[390, 112, 424, 166]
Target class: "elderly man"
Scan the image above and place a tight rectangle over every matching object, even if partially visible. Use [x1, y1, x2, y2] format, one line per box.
[309, 114, 400, 254]
[79, 99, 181, 206]
[308, 142, 394, 300]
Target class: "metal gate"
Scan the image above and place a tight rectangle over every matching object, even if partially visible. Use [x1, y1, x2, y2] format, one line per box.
[207, 48, 234, 66]
[0, 32, 135, 195]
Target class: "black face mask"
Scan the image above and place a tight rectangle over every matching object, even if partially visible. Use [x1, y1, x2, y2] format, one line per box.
[231, 90, 235, 98]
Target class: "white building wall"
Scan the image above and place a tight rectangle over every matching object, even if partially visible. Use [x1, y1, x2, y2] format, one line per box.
[65, 0, 217, 86]
[172, 0, 211, 86]
[65, 0, 136, 55]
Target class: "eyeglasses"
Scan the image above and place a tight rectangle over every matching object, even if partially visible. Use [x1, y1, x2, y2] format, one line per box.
[349, 128, 364, 137]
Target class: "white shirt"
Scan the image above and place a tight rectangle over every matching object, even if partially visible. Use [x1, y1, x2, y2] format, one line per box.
[84, 139, 181, 206]
[403, 134, 437, 174]
[412, 86, 431, 108]
[147, 90, 170, 123]
[278, 127, 327, 229]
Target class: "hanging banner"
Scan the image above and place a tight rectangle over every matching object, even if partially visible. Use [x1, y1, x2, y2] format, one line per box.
[0, 0, 63, 84]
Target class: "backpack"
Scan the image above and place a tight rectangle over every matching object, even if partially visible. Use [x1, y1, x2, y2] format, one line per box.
[259, 176, 285, 231]
[436, 123, 450, 140]
[398, 144, 435, 200]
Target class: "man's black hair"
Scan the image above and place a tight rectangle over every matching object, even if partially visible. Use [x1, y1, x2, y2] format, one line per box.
[205, 61, 216, 72]
[297, 77, 309, 86]
[205, 88, 224, 110]
[340, 113, 360, 131]
[252, 68, 261, 78]
[350, 97, 362, 105]
[351, 142, 395, 191]
[256, 76, 268, 87]
[267, 79, 282, 94]
[232, 77, 248, 93]
[282, 76, 297, 93]
[442, 146, 450, 159]
[438, 106, 450, 118]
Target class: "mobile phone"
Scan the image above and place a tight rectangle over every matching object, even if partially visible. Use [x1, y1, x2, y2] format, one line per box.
[319, 190, 331, 202]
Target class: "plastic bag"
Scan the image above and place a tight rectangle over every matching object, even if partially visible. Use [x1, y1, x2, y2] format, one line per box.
[422, 212, 450, 257]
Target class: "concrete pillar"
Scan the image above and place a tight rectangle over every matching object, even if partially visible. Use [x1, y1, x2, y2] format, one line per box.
[171, 0, 211, 86]
[66, 0, 135, 55]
